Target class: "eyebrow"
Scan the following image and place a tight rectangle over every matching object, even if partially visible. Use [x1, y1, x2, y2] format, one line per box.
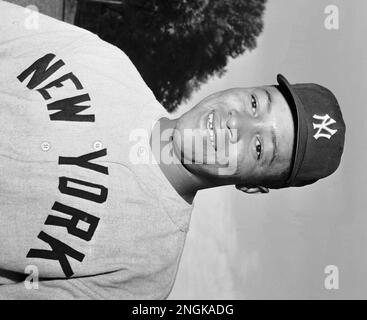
[264, 88, 272, 114]
[263, 88, 278, 166]
[269, 128, 278, 166]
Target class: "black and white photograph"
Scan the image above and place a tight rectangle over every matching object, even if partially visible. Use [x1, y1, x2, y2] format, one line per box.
[0, 0, 364, 304]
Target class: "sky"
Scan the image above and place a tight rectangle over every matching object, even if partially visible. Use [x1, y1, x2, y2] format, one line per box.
[169, 0, 367, 299]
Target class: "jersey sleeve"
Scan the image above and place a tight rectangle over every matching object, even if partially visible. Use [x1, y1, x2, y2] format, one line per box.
[0, 260, 176, 299]
[0, 278, 105, 300]
[0, 272, 129, 300]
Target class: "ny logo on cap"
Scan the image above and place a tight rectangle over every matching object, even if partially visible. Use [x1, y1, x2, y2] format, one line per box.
[312, 114, 338, 140]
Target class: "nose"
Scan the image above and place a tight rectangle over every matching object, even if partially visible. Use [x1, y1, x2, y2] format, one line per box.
[226, 109, 247, 143]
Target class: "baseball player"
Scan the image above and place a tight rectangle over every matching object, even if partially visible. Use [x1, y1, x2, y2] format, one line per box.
[0, 1, 345, 299]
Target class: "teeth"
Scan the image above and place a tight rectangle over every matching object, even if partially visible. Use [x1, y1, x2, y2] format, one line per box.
[207, 112, 215, 149]
[208, 113, 213, 129]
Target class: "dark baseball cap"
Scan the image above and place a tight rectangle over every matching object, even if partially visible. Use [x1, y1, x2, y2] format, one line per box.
[275, 74, 346, 188]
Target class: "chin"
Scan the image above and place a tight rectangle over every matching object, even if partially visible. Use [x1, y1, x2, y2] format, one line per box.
[184, 162, 240, 184]
[184, 162, 217, 180]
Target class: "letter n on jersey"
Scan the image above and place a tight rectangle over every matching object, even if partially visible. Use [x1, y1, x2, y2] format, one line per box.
[17, 53, 95, 122]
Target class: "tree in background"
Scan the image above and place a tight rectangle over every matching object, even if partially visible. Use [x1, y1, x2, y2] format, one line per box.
[76, 0, 267, 112]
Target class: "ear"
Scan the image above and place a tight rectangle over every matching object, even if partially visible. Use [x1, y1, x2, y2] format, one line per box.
[235, 184, 269, 194]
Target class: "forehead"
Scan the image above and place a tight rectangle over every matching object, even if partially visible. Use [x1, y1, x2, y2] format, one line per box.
[260, 87, 295, 173]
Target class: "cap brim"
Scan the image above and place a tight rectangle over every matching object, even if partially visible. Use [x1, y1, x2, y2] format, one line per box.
[277, 74, 309, 186]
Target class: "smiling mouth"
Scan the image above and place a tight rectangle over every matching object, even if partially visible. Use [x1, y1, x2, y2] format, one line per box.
[206, 111, 216, 150]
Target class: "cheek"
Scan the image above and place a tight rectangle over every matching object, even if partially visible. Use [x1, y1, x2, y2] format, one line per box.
[180, 103, 210, 126]
[217, 142, 250, 177]
[231, 140, 258, 176]
[176, 115, 191, 132]
[234, 138, 250, 163]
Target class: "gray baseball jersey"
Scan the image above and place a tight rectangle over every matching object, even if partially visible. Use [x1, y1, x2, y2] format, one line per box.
[0, 0, 193, 299]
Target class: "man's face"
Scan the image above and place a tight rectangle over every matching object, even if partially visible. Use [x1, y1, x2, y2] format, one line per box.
[172, 86, 295, 186]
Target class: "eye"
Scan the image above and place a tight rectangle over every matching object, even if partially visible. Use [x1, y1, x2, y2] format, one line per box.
[251, 94, 258, 115]
[255, 137, 262, 160]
